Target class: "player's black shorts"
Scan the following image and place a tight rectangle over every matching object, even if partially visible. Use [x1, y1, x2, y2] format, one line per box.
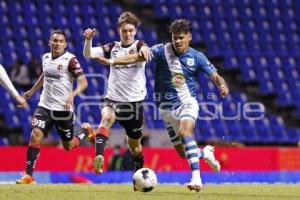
[32, 106, 75, 141]
[103, 98, 144, 139]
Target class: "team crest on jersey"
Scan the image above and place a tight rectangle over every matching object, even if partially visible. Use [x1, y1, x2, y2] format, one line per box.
[32, 117, 38, 126]
[171, 73, 186, 88]
[187, 58, 195, 66]
[57, 64, 63, 70]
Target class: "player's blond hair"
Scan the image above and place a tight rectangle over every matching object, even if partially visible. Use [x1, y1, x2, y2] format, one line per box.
[117, 12, 141, 28]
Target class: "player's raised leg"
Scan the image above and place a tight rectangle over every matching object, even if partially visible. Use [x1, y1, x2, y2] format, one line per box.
[168, 127, 220, 173]
[82, 122, 96, 143]
[202, 145, 220, 172]
[81, 122, 106, 174]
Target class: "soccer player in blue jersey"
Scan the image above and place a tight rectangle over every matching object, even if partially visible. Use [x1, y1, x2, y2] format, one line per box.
[95, 19, 229, 192]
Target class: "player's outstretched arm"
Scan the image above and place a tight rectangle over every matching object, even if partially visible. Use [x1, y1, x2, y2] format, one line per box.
[83, 28, 103, 59]
[24, 73, 44, 99]
[210, 72, 229, 98]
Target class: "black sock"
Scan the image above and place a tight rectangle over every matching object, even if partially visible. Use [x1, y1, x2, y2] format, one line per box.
[26, 146, 40, 176]
[75, 128, 88, 141]
[133, 154, 144, 172]
[95, 134, 108, 156]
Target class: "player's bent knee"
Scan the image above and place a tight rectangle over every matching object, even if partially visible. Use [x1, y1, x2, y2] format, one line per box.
[178, 129, 190, 136]
[100, 115, 115, 127]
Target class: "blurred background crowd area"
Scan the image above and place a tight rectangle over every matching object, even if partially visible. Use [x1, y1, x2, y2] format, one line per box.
[1, 0, 300, 147]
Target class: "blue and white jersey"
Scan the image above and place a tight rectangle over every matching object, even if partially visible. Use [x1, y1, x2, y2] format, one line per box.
[150, 43, 217, 109]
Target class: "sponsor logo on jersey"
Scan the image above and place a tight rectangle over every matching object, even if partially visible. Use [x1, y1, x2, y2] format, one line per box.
[45, 72, 61, 80]
[171, 73, 186, 88]
[170, 59, 180, 66]
[114, 64, 138, 70]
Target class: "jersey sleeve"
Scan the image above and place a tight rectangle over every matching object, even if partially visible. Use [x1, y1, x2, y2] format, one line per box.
[197, 52, 217, 76]
[68, 57, 84, 78]
[136, 40, 147, 51]
[150, 43, 164, 61]
[83, 39, 104, 59]
[89, 47, 104, 58]
[101, 42, 116, 59]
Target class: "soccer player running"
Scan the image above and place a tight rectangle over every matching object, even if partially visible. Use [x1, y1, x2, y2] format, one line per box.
[0, 64, 27, 108]
[95, 19, 229, 192]
[82, 12, 152, 174]
[16, 30, 90, 184]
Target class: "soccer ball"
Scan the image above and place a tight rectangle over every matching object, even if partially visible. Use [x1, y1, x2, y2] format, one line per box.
[133, 168, 157, 192]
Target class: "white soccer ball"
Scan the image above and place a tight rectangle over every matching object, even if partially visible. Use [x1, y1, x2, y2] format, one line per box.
[133, 168, 157, 192]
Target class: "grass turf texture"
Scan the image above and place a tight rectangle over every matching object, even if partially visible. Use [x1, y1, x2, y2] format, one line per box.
[0, 184, 300, 200]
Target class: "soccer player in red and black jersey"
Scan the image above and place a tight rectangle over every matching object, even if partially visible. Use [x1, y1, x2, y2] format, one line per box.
[16, 30, 91, 184]
[82, 12, 152, 175]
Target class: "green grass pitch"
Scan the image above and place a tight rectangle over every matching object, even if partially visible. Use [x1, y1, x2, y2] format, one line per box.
[0, 184, 300, 200]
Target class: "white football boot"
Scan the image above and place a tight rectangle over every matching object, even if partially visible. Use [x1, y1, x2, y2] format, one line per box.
[203, 145, 221, 172]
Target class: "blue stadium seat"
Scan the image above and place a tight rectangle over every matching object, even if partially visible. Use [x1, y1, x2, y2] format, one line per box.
[226, 120, 245, 142]
[241, 119, 260, 143]
[196, 120, 217, 142]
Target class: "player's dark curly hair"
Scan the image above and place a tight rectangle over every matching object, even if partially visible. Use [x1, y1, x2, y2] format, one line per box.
[118, 12, 141, 28]
[168, 19, 192, 34]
